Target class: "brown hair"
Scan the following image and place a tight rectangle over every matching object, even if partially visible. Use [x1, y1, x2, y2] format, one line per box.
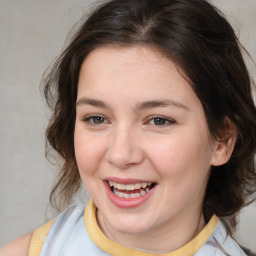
[43, 0, 256, 234]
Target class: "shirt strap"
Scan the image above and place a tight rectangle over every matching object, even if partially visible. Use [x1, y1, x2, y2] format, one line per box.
[28, 219, 55, 256]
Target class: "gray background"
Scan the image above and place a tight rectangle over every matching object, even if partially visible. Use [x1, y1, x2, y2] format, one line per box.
[0, 0, 255, 251]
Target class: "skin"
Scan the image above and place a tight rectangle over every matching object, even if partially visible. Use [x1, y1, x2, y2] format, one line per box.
[74, 46, 235, 253]
[0, 233, 32, 256]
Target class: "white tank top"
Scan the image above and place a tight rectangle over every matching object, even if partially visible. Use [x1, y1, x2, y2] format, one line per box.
[35, 199, 246, 256]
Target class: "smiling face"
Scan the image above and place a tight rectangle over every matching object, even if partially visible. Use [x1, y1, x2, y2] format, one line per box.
[74, 46, 225, 252]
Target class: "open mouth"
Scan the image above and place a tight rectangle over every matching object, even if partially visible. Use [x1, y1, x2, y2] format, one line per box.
[108, 180, 156, 199]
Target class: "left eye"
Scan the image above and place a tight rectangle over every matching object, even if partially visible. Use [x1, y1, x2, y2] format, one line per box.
[148, 117, 175, 126]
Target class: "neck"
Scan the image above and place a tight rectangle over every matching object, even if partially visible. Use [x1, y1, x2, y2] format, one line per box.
[97, 209, 206, 254]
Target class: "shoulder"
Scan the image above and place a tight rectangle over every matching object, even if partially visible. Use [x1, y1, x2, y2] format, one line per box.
[31, 204, 85, 255]
[0, 233, 32, 256]
[0, 204, 86, 256]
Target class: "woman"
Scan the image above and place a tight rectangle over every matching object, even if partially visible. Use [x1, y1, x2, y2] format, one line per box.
[1, 0, 256, 255]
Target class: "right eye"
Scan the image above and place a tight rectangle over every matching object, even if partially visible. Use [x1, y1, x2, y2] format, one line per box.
[82, 115, 108, 126]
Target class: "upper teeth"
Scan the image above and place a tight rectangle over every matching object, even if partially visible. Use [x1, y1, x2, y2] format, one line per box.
[108, 181, 152, 190]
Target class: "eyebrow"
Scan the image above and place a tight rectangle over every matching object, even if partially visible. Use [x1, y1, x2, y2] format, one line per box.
[135, 99, 189, 111]
[76, 97, 189, 111]
[76, 98, 110, 109]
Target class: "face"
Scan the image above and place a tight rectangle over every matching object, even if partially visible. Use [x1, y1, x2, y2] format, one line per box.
[74, 46, 221, 244]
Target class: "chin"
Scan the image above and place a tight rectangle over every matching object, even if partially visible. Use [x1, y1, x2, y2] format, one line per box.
[107, 213, 154, 235]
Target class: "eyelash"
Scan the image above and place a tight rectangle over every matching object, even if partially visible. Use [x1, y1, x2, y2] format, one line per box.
[146, 115, 176, 127]
[82, 115, 109, 126]
[82, 114, 175, 127]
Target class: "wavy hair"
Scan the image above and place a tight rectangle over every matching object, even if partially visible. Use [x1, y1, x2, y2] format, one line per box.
[42, 0, 256, 234]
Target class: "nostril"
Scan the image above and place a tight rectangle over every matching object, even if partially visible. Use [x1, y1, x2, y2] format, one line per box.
[106, 147, 144, 169]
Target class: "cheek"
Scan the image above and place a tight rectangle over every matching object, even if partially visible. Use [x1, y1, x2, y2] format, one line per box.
[74, 130, 105, 176]
[149, 132, 213, 181]
[150, 134, 213, 210]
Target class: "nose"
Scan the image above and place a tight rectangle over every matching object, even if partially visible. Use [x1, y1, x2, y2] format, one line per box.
[106, 126, 144, 169]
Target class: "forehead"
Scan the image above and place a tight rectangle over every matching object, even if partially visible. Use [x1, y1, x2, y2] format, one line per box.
[77, 46, 202, 111]
[79, 46, 189, 89]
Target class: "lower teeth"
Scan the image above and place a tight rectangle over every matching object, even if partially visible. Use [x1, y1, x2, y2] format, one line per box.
[113, 188, 151, 199]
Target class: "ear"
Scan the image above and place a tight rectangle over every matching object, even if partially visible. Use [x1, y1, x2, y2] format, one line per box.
[211, 118, 237, 166]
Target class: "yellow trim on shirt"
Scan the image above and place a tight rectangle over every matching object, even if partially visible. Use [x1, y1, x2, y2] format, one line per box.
[28, 219, 55, 256]
[28, 199, 218, 256]
[85, 198, 218, 256]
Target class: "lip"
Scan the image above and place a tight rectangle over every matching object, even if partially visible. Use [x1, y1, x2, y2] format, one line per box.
[104, 178, 157, 208]
[105, 177, 154, 184]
